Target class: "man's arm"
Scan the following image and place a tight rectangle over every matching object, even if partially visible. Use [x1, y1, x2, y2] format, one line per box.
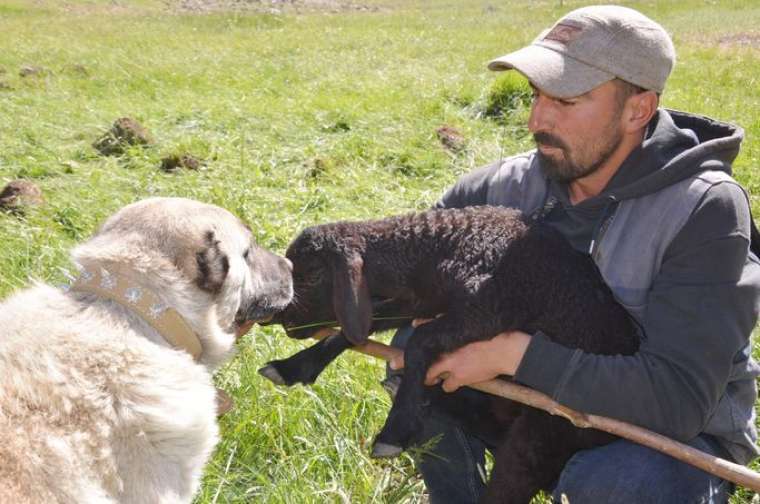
[427, 181, 760, 441]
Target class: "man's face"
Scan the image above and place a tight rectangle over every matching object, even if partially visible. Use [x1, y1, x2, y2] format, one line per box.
[528, 80, 627, 184]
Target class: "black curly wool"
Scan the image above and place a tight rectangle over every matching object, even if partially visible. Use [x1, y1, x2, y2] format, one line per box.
[272, 205, 640, 504]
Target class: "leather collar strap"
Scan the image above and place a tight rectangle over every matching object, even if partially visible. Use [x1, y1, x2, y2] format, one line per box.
[69, 264, 203, 361]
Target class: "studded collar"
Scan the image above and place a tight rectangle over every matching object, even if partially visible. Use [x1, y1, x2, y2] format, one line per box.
[68, 264, 203, 361]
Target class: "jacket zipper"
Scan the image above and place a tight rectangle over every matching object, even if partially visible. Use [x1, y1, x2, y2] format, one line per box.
[589, 197, 620, 261]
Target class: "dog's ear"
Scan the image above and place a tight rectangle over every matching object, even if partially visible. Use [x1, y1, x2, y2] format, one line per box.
[195, 230, 230, 295]
[331, 251, 372, 345]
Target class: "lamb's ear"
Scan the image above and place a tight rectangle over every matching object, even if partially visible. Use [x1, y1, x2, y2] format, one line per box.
[331, 251, 372, 345]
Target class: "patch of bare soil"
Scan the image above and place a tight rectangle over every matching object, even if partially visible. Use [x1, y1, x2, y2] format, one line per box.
[718, 32, 760, 49]
[0, 180, 44, 213]
[160, 154, 203, 172]
[436, 125, 466, 153]
[19, 65, 50, 78]
[33, 1, 136, 16]
[93, 117, 155, 156]
[173, 0, 380, 14]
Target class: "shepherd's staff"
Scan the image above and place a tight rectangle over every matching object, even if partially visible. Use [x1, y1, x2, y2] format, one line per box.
[312, 329, 760, 493]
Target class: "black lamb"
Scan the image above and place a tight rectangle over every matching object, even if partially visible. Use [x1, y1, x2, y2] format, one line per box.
[261, 205, 640, 504]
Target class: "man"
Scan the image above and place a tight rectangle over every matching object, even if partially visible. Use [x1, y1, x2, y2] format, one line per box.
[389, 5, 760, 503]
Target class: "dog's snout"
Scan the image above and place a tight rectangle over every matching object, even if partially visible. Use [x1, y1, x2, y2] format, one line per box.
[237, 246, 293, 332]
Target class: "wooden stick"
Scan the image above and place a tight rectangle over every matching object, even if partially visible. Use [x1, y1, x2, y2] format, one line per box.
[326, 331, 760, 493]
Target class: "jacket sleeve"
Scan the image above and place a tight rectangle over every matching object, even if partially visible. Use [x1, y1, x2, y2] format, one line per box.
[514, 181, 760, 441]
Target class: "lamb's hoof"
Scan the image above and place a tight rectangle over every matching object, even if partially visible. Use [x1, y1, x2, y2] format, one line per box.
[380, 376, 401, 401]
[258, 364, 286, 386]
[371, 441, 403, 459]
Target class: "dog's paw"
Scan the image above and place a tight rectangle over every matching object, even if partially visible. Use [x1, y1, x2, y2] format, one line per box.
[257, 364, 288, 386]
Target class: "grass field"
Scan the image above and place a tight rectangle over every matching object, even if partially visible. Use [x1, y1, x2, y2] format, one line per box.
[1, 0, 759, 502]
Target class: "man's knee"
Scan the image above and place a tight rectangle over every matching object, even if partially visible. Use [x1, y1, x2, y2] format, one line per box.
[553, 438, 733, 504]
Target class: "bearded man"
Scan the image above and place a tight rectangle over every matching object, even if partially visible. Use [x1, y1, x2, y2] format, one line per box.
[389, 5, 760, 503]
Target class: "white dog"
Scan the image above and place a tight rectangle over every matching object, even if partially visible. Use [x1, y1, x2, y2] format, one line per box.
[0, 197, 293, 503]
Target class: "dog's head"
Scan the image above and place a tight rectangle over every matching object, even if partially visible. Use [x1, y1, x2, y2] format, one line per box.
[71, 197, 293, 366]
[273, 225, 372, 345]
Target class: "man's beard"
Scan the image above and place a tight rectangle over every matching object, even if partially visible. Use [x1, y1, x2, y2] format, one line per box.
[534, 129, 624, 184]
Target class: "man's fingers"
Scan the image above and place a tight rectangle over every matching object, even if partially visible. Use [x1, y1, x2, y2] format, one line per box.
[425, 357, 454, 386]
[441, 376, 462, 393]
[389, 354, 405, 370]
[425, 359, 445, 385]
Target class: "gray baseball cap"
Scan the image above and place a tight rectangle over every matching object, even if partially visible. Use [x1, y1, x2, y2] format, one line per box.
[488, 5, 675, 98]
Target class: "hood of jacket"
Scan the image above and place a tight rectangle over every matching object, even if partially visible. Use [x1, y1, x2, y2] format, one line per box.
[590, 108, 743, 203]
[541, 108, 744, 253]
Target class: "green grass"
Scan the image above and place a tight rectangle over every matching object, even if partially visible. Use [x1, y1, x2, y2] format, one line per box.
[1, 0, 759, 502]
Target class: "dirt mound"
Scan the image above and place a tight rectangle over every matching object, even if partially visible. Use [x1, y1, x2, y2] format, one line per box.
[93, 117, 155, 156]
[174, 0, 379, 13]
[19, 65, 50, 78]
[718, 32, 760, 49]
[160, 154, 202, 172]
[0, 180, 44, 213]
[436, 125, 466, 153]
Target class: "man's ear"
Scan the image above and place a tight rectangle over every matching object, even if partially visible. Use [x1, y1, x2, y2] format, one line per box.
[331, 251, 372, 345]
[624, 90, 659, 134]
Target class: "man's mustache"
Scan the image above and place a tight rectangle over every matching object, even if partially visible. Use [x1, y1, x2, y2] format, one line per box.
[533, 132, 568, 151]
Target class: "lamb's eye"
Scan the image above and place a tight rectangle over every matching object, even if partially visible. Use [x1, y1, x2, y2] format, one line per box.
[243, 248, 250, 260]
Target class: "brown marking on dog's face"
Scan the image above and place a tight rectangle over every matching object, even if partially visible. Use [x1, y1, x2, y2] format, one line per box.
[195, 230, 230, 295]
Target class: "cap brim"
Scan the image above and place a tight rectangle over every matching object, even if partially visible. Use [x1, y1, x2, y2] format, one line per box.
[488, 45, 614, 99]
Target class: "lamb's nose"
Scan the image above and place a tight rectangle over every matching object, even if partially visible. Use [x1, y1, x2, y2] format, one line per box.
[282, 258, 293, 271]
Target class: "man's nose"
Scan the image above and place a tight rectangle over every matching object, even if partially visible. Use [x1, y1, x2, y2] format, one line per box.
[528, 94, 552, 134]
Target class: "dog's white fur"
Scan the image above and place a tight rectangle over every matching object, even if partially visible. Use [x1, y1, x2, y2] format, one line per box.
[0, 197, 292, 503]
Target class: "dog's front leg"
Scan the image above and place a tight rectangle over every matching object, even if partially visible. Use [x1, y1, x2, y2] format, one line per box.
[258, 331, 352, 386]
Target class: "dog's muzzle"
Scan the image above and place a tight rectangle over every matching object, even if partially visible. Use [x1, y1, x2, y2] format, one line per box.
[234, 296, 292, 338]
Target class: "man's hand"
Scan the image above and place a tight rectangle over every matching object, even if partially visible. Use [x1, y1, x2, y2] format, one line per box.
[424, 331, 532, 392]
[388, 316, 440, 370]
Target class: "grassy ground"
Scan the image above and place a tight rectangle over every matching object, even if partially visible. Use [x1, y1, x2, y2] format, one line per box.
[1, 0, 759, 502]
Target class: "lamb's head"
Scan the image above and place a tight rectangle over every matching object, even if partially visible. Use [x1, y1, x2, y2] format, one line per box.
[273, 224, 373, 345]
[71, 197, 294, 366]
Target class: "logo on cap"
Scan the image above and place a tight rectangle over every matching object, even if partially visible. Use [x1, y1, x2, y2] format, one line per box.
[543, 23, 583, 45]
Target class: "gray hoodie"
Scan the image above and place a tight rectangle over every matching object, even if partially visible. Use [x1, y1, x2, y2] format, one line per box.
[438, 109, 760, 464]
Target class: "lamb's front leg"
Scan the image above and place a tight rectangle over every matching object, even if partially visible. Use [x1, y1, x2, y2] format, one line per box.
[258, 331, 352, 386]
[371, 315, 481, 458]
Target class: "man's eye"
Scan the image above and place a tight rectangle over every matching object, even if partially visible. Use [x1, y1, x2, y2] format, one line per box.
[558, 98, 577, 106]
